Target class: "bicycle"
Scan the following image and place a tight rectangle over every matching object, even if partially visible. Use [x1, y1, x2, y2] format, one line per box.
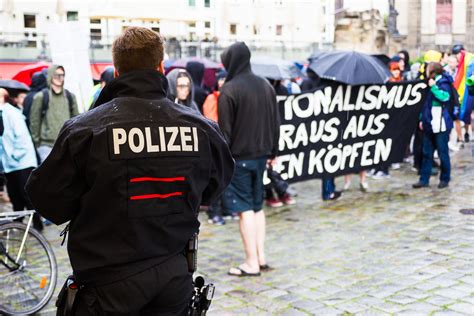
[0, 210, 57, 315]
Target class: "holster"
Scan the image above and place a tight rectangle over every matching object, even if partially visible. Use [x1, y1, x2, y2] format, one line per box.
[186, 233, 198, 273]
[56, 275, 80, 316]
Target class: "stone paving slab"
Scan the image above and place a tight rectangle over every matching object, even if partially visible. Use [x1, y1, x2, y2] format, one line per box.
[2, 146, 473, 315]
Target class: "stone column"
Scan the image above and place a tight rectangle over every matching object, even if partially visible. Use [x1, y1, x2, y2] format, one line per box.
[405, 0, 421, 55]
[466, 0, 474, 51]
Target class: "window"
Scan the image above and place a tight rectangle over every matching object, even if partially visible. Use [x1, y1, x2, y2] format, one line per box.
[253, 25, 258, 35]
[436, 0, 452, 34]
[24, 14, 36, 28]
[26, 40, 37, 48]
[188, 21, 196, 28]
[90, 18, 101, 24]
[204, 0, 211, 7]
[67, 11, 78, 21]
[276, 25, 283, 36]
[230, 24, 237, 35]
[151, 27, 160, 33]
[188, 0, 195, 6]
[205, 21, 211, 28]
[90, 28, 102, 41]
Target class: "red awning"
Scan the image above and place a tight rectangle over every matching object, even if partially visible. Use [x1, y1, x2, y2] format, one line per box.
[0, 62, 113, 84]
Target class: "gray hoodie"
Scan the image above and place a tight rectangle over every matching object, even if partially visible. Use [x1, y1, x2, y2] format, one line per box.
[166, 69, 200, 113]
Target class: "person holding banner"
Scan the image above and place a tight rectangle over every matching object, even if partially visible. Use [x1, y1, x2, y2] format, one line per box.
[413, 62, 453, 189]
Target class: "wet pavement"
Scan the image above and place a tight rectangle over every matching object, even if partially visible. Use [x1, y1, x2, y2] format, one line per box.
[1, 145, 473, 315]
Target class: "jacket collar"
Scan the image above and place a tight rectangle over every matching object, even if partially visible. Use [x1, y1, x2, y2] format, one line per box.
[93, 69, 168, 108]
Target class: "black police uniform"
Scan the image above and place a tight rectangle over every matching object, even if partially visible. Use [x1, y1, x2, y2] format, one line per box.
[25, 69, 234, 315]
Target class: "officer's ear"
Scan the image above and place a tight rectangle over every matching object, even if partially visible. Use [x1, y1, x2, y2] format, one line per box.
[114, 69, 119, 78]
[157, 60, 165, 74]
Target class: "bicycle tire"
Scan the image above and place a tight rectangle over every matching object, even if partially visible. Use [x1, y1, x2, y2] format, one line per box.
[0, 222, 57, 315]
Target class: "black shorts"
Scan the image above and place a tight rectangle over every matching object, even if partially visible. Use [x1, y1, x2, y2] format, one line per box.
[73, 253, 192, 315]
[222, 157, 267, 213]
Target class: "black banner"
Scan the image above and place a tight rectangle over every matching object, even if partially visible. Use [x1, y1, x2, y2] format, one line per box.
[273, 81, 428, 183]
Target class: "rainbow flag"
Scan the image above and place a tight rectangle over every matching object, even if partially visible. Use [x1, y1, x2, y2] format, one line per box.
[453, 52, 474, 103]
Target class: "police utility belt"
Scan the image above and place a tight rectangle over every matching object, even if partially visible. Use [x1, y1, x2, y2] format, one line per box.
[56, 231, 215, 316]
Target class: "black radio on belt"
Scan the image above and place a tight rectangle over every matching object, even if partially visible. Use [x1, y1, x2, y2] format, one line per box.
[186, 232, 198, 273]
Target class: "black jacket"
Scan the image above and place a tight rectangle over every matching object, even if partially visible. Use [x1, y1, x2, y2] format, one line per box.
[218, 42, 280, 160]
[26, 69, 234, 285]
[186, 61, 209, 111]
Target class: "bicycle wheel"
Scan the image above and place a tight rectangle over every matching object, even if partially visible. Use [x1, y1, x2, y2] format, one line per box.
[0, 222, 57, 315]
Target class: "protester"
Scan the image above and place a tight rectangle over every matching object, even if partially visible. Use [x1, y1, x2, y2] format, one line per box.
[89, 66, 114, 109]
[26, 27, 234, 314]
[166, 68, 201, 113]
[398, 50, 411, 80]
[29, 65, 79, 162]
[344, 172, 368, 192]
[444, 55, 458, 80]
[0, 89, 10, 203]
[264, 167, 295, 207]
[218, 42, 280, 277]
[0, 88, 42, 231]
[413, 62, 453, 189]
[202, 70, 227, 225]
[202, 70, 226, 122]
[300, 68, 321, 91]
[388, 61, 402, 82]
[22, 69, 48, 127]
[186, 61, 209, 111]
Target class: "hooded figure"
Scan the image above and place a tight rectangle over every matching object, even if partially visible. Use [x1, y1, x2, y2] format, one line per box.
[166, 68, 200, 113]
[185, 61, 209, 111]
[22, 69, 48, 125]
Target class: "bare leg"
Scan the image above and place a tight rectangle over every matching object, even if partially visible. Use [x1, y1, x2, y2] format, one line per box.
[255, 210, 266, 266]
[455, 120, 462, 142]
[359, 171, 366, 184]
[234, 211, 259, 273]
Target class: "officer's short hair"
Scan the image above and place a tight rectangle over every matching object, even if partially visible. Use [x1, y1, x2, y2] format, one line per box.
[112, 27, 164, 74]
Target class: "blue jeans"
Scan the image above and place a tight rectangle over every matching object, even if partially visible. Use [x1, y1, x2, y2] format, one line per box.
[420, 131, 451, 184]
[322, 178, 335, 200]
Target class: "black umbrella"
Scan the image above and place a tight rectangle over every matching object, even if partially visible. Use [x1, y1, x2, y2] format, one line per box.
[251, 56, 303, 80]
[308, 51, 391, 85]
[371, 54, 391, 66]
[0, 79, 30, 92]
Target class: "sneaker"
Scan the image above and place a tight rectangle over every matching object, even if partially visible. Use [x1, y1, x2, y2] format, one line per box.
[448, 142, 460, 152]
[328, 191, 342, 200]
[412, 181, 429, 189]
[372, 171, 390, 180]
[208, 215, 225, 225]
[391, 163, 401, 170]
[343, 181, 351, 191]
[360, 182, 369, 192]
[266, 198, 283, 208]
[465, 133, 470, 143]
[279, 194, 295, 205]
[438, 181, 449, 189]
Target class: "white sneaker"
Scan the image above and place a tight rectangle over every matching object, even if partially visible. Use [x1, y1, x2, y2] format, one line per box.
[391, 163, 401, 170]
[448, 143, 460, 152]
[372, 171, 391, 180]
[360, 182, 369, 192]
[343, 181, 351, 191]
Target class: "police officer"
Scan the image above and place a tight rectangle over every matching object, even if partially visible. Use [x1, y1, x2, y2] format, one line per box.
[25, 27, 234, 315]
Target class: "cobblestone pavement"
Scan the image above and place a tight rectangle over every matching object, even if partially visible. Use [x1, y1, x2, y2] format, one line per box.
[1, 146, 473, 315]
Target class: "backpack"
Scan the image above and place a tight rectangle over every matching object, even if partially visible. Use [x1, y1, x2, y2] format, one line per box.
[40, 88, 74, 121]
[446, 83, 460, 120]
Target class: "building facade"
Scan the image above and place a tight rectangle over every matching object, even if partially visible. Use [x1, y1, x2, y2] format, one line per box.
[0, 0, 338, 62]
[392, 0, 474, 56]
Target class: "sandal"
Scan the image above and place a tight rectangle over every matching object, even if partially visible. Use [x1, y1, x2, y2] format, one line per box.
[260, 264, 274, 272]
[228, 267, 261, 277]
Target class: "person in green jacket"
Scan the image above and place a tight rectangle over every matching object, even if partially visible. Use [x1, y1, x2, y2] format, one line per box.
[29, 65, 79, 162]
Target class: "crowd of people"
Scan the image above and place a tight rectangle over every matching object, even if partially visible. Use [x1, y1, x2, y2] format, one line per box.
[0, 33, 472, 278]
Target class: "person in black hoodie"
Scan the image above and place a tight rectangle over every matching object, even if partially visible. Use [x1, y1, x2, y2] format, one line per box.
[22, 69, 47, 127]
[26, 27, 234, 314]
[186, 61, 209, 112]
[219, 42, 280, 277]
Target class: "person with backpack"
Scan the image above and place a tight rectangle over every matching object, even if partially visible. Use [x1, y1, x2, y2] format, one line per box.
[413, 62, 453, 189]
[29, 65, 79, 162]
